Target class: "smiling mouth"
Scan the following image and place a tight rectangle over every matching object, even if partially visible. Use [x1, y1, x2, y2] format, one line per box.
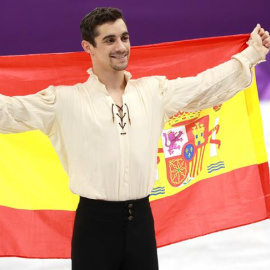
[110, 54, 128, 59]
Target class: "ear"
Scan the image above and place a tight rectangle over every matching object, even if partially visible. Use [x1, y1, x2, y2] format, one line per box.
[81, 40, 93, 55]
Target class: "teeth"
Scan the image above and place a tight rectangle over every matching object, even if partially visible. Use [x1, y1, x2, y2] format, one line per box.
[112, 55, 126, 59]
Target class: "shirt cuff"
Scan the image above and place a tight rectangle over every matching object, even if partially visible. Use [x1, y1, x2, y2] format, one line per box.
[232, 43, 266, 68]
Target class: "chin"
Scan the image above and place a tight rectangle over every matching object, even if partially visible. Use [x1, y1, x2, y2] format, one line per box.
[112, 63, 128, 71]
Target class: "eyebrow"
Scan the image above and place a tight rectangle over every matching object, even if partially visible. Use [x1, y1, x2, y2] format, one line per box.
[102, 31, 129, 41]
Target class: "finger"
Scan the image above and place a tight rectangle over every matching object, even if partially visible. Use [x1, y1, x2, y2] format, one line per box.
[262, 31, 269, 41]
[264, 42, 270, 49]
[259, 27, 265, 36]
[263, 37, 270, 47]
[252, 24, 261, 35]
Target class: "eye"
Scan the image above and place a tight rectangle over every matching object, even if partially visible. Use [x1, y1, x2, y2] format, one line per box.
[122, 35, 129, 42]
[105, 38, 115, 44]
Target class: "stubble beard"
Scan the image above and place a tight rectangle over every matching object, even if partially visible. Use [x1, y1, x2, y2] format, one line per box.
[111, 62, 129, 71]
[110, 52, 129, 71]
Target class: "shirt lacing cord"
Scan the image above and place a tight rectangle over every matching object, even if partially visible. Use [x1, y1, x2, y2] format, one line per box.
[111, 103, 131, 135]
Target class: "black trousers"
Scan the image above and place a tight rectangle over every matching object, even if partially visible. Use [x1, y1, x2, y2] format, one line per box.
[71, 195, 159, 270]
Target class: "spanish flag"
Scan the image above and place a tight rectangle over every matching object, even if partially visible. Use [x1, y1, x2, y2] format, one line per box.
[0, 34, 269, 258]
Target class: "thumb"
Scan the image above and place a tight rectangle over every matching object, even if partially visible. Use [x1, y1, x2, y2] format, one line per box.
[249, 24, 262, 45]
[251, 24, 261, 36]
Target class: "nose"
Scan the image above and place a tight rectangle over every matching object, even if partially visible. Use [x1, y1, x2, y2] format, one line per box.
[115, 39, 126, 52]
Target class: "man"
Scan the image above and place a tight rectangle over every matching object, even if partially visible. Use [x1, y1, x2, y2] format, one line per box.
[0, 6, 269, 270]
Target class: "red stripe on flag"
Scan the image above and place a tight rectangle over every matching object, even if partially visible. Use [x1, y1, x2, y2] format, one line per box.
[151, 162, 270, 248]
[0, 206, 75, 258]
[260, 161, 270, 217]
[0, 34, 249, 96]
[0, 162, 268, 258]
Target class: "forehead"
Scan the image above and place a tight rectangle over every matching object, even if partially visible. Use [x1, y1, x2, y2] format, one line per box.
[95, 19, 128, 38]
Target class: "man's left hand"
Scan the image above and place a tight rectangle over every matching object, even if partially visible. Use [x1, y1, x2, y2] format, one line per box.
[249, 24, 270, 56]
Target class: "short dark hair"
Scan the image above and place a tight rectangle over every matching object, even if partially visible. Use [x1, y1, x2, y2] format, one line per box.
[80, 7, 125, 47]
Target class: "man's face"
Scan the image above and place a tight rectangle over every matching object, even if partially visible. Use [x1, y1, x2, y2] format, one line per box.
[90, 19, 130, 72]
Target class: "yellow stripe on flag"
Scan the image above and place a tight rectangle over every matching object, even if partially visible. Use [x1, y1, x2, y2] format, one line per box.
[0, 131, 79, 210]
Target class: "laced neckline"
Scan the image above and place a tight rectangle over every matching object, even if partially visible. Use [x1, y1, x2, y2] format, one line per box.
[111, 103, 131, 135]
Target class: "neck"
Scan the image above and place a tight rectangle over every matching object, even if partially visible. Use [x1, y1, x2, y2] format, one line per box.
[92, 67, 126, 93]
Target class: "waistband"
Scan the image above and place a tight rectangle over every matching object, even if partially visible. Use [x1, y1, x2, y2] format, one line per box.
[77, 195, 152, 223]
[79, 195, 150, 209]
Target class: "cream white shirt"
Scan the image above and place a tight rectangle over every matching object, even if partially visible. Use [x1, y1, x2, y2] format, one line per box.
[0, 45, 265, 201]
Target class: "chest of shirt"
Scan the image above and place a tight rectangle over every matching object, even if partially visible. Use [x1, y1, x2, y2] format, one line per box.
[56, 82, 164, 141]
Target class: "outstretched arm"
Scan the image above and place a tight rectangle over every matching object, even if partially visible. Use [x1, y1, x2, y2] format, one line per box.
[159, 25, 269, 120]
[0, 86, 57, 135]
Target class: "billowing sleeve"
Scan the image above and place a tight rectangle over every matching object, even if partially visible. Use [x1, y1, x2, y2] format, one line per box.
[0, 85, 57, 135]
[158, 44, 266, 121]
